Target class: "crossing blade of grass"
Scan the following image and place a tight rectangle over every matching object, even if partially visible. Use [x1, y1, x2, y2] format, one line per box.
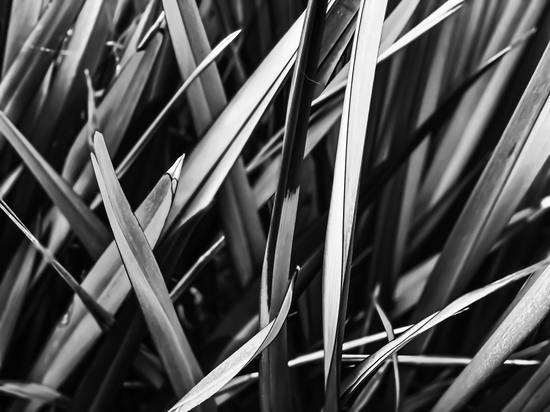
[163, 2, 344, 235]
[169, 275, 296, 412]
[359, 33, 529, 204]
[0, 110, 111, 259]
[373, 290, 400, 412]
[254, 1, 483, 213]
[114, 30, 241, 178]
[162, 0, 226, 129]
[321, 1, 387, 410]
[379, 0, 464, 63]
[503, 353, 550, 411]
[425, 0, 544, 209]
[410, 40, 550, 356]
[0, 198, 114, 331]
[0, 0, 86, 130]
[313, 0, 465, 108]
[162, 0, 264, 288]
[1, 0, 42, 76]
[433, 263, 550, 411]
[258, 0, 327, 410]
[0, 382, 69, 408]
[25, 153, 182, 406]
[27, 0, 112, 152]
[417, 0, 537, 212]
[90, 132, 213, 409]
[340, 258, 550, 406]
[213, 347, 539, 400]
[0, 165, 22, 198]
[0, 240, 36, 369]
[62, 32, 162, 186]
[379, 0, 421, 53]
[42, 32, 162, 267]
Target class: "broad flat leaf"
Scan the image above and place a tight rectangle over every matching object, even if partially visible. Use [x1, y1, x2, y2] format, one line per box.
[90, 132, 212, 408]
[321, 1, 387, 410]
[0, 110, 111, 259]
[169, 275, 296, 412]
[340, 259, 550, 405]
[25, 148, 181, 405]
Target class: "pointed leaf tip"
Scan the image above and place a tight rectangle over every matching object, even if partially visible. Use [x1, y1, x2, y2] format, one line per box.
[167, 154, 185, 181]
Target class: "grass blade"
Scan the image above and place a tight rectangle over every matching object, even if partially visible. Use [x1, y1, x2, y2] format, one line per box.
[433, 263, 550, 411]
[0, 240, 36, 369]
[258, 0, 327, 409]
[163, 0, 264, 289]
[26, 151, 182, 403]
[169, 275, 296, 412]
[340, 258, 550, 405]
[0, 198, 114, 331]
[0, 382, 68, 408]
[373, 289, 400, 412]
[0, 110, 111, 259]
[115, 30, 241, 178]
[410, 38, 550, 355]
[0, 0, 86, 128]
[90, 132, 213, 408]
[321, 1, 387, 410]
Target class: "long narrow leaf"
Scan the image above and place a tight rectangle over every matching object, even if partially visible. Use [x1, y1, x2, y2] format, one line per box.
[0, 110, 111, 259]
[169, 275, 296, 412]
[340, 259, 550, 405]
[90, 132, 212, 409]
[322, 1, 387, 410]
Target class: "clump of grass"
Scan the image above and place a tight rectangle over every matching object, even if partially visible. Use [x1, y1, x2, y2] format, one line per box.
[1, 0, 550, 411]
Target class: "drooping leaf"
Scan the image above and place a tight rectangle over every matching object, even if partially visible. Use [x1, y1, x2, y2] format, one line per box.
[169, 274, 296, 412]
